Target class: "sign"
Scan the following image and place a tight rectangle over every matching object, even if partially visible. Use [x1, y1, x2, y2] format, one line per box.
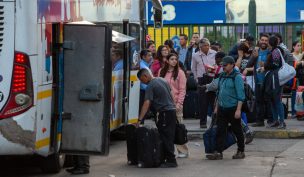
[38, 0, 140, 23]
[147, 1, 226, 25]
[286, 0, 304, 22]
[225, 0, 286, 23]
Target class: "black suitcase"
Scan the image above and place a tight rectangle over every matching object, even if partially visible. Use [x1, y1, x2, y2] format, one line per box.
[126, 124, 137, 165]
[136, 126, 164, 168]
[183, 90, 199, 119]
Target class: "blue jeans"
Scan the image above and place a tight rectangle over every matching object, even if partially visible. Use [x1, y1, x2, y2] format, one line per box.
[271, 88, 285, 122]
[291, 90, 296, 116]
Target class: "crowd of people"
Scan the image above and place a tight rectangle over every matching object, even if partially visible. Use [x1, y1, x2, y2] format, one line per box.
[135, 32, 304, 167]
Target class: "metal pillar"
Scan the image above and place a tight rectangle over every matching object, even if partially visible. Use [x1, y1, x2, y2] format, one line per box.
[248, 0, 256, 40]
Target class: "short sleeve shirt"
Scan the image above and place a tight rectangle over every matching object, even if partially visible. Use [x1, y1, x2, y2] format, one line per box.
[145, 78, 176, 112]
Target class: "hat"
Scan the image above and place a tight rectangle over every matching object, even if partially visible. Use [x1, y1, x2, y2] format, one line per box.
[221, 56, 235, 65]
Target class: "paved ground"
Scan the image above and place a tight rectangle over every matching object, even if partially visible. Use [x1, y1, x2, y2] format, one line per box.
[1, 139, 302, 177]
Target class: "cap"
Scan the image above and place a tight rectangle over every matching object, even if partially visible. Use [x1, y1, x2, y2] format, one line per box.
[221, 56, 235, 65]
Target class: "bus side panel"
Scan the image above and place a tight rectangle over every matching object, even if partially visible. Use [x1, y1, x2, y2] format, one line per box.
[128, 71, 140, 124]
[15, 0, 37, 56]
[34, 22, 54, 156]
[110, 70, 124, 131]
[0, 0, 41, 155]
[0, 108, 37, 155]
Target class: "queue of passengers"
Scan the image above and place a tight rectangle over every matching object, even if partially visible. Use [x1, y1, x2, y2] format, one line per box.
[125, 32, 303, 167]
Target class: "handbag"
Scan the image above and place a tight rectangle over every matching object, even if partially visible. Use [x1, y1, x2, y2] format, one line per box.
[203, 114, 236, 153]
[174, 119, 188, 145]
[277, 50, 296, 86]
[242, 83, 255, 113]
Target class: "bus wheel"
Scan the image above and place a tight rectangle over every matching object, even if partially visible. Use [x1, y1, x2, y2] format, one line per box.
[40, 153, 65, 173]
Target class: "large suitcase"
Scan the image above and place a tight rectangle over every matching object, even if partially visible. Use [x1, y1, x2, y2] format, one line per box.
[203, 125, 236, 154]
[126, 124, 137, 165]
[203, 114, 236, 154]
[183, 90, 199, 119]
[136, 126, 164, 168]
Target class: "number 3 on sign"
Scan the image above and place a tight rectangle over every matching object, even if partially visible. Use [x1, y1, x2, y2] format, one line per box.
[151, 4, 176, 21]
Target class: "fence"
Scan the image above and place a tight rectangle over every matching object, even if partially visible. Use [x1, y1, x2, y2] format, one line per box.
[147, 23, 304, 53]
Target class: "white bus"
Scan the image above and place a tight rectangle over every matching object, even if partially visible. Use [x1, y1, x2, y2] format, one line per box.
[0, 0, 161, 173]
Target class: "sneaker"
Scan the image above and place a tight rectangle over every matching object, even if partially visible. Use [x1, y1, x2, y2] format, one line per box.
[251, 122, 265, 127]
[177, 153, 189, 158]
[267, 121, 279, 128]
[232, 151, 245, 159]
[277, 122, 286, 129]
[245, 132, 254, 144]
[66, 168, 89, 175]
[206, 152, 223, 160]
[160, 162, 178, 168]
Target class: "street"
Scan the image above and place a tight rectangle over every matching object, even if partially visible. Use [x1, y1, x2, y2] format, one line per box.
[1, 138, 303, 177]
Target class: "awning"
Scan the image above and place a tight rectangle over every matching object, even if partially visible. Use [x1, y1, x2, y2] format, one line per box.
[67, 21, 135, 43]
[112, 30, 135, 43]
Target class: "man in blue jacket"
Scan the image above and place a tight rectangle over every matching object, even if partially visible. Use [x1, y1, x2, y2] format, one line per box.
[208, 56, 246, 160]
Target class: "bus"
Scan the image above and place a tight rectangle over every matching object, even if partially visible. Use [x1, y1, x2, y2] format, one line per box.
[0, 0, 161, 173]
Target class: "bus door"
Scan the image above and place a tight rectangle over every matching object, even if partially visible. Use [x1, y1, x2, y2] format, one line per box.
[60, 23, 112, 155]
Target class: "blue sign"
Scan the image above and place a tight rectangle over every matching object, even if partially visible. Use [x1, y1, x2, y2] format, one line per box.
[286, 0, 304, 22]
[147, 1, 226, 25]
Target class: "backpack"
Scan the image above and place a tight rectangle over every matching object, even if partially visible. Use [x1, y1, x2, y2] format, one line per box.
[218, 72, 254, 113]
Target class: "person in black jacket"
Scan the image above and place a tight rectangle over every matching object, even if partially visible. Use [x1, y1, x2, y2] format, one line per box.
[296, 54, 304, 86]
[184, 33, 200, 76]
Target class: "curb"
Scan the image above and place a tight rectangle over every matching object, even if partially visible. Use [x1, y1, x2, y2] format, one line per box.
[187, 129, 304, 140]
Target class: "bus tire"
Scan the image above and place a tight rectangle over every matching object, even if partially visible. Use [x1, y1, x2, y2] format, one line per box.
[40, 153, 65, 173]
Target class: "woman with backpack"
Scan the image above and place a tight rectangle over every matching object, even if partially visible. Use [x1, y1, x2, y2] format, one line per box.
[264, 36, 286, 129]
[159, 53, 189, 158]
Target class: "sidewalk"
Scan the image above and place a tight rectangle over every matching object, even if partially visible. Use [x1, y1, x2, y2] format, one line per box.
[146, 118, 304, 139]
[272, 140, 304, 177]
[186, 118, 304, 139]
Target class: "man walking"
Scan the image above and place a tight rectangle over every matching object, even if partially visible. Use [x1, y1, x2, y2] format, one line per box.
[191, 38, 217, 128]
[247, 33, 272, 127]
[208, 56, 245, 160]
[137, 69, 178, 168]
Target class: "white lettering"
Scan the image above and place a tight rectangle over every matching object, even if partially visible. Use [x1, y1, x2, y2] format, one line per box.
[150, 4, 176, 22]
[301, 10, 304, 20]
[163, 5, 176, 21]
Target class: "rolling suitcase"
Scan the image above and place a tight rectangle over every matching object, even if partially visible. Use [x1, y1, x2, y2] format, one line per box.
[126, 124, 137, 165]
[136, 126, 164, 168]
[183, 90, 199, 119]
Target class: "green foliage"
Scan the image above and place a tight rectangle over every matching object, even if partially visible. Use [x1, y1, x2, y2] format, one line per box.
[204, 31, 237, 53]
